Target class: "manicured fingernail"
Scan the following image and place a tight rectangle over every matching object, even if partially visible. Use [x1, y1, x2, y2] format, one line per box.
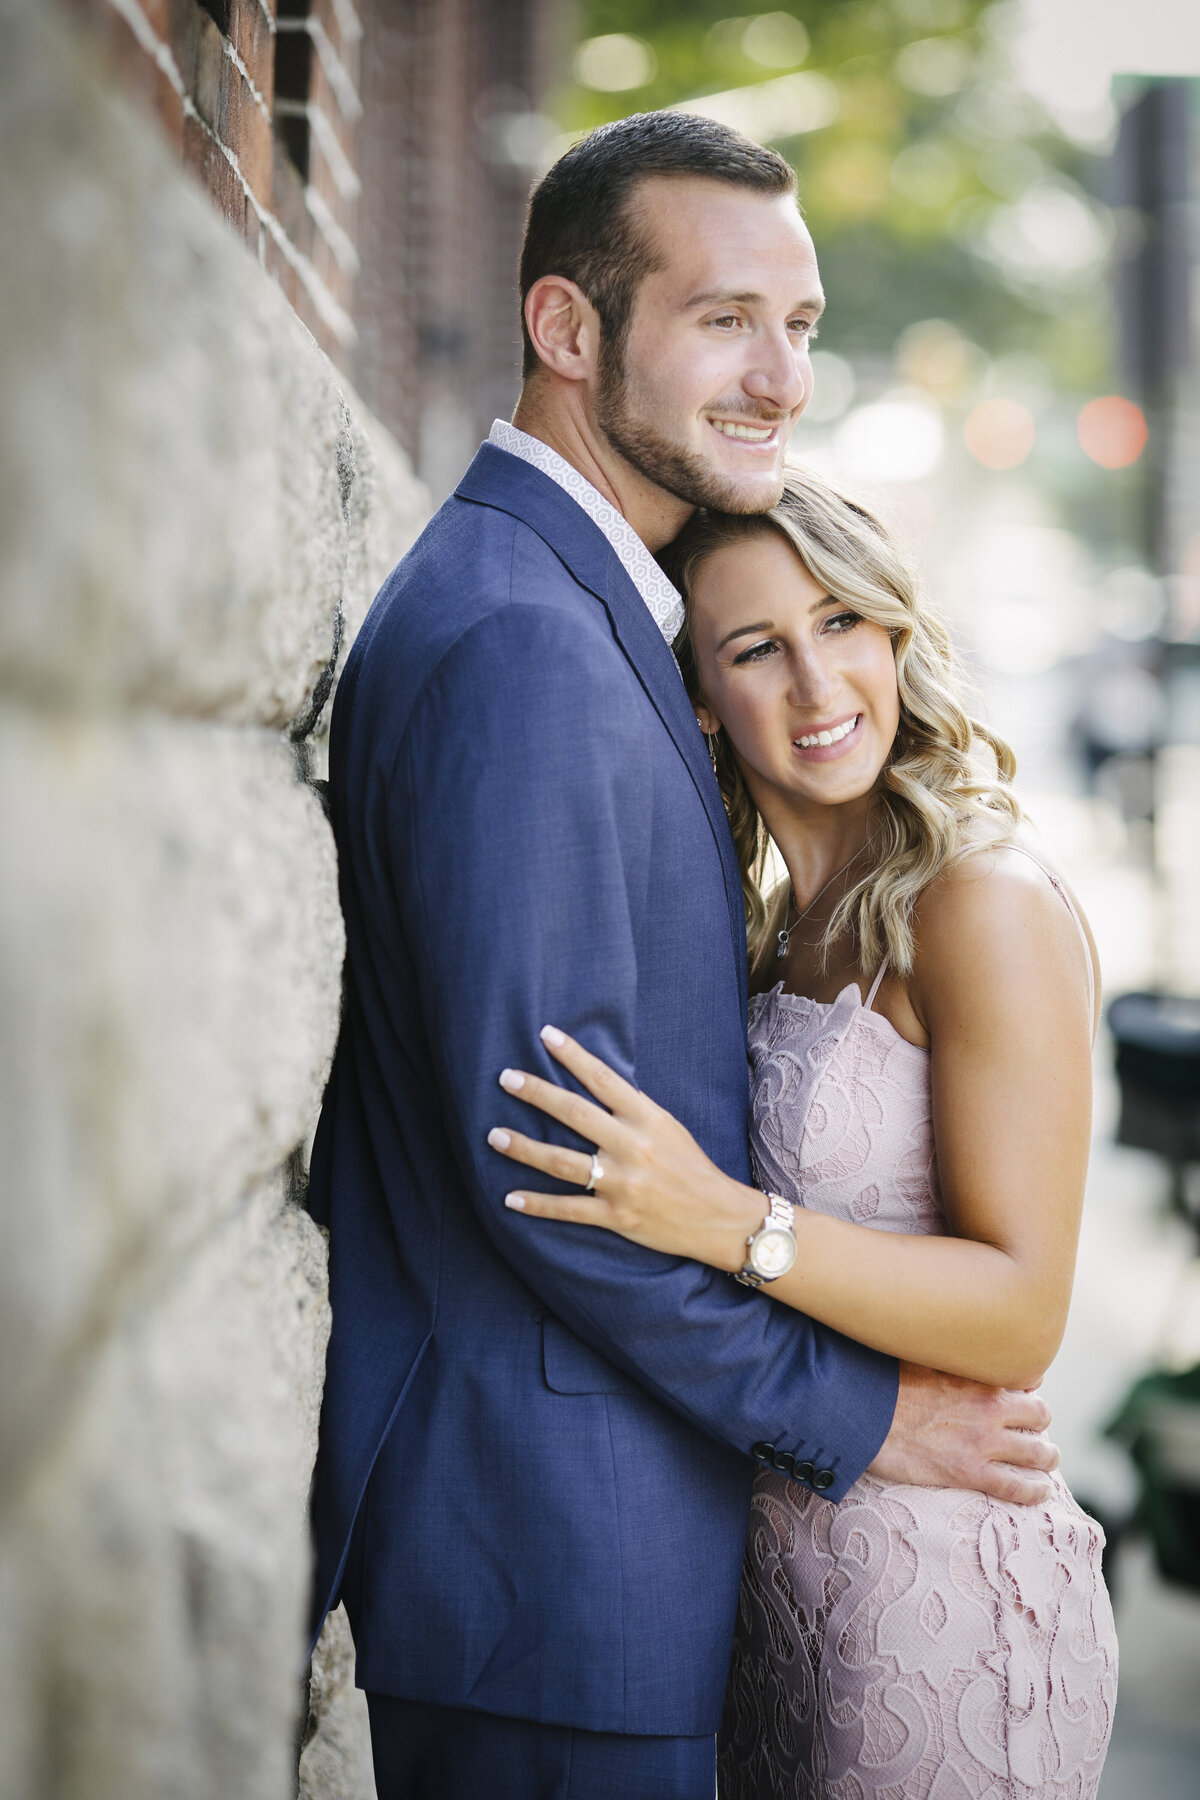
[540, 1025, 566, 1047]
[499, 1069, 525, 1091]
[505, 1193, 525, 1210]
[488, 1128, 511, 1150]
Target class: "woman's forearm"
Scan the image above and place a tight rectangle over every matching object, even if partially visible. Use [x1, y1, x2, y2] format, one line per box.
[725, 1185, 1065, 1387]
[782, 1214, 1060, 1386]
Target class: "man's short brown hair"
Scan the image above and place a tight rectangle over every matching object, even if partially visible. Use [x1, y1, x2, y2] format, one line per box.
[519, 111, 796, 377]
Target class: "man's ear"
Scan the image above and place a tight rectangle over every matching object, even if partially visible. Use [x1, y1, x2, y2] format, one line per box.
[523, 276, 601, 382]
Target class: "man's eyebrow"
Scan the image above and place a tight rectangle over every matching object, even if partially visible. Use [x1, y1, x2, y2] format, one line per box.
[683, 289, 826, 316]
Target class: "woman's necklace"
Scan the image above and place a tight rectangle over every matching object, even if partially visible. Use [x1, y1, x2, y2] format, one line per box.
[776, 845, 869, 961]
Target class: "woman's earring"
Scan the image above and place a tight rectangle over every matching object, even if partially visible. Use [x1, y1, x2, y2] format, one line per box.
[705, 731, 720, 774]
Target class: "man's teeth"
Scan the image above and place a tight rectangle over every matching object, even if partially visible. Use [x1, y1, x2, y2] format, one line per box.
[796, 716, 859, 748]
[711, 419, 774, 441]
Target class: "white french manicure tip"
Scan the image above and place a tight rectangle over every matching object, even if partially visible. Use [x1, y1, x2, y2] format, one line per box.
[505, 1193, 525, 1210]
[499, 1069, 524, 1091]
[540, 1025, 566, 1047]
[488, 1129, 511, 1150]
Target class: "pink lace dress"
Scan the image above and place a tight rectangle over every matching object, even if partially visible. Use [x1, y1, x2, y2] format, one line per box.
[719, 905, 1118, 1799]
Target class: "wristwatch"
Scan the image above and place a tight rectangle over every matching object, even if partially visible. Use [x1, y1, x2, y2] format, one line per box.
[733, 1193, 797, 1288]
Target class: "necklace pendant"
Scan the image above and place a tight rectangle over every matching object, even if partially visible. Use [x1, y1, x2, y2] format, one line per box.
[776, 931, 789, 959]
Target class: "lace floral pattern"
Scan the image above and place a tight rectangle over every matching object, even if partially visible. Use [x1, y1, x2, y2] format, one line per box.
[719, 984, 1118, 1799]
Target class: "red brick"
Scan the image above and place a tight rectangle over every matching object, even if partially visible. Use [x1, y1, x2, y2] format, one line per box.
[228, 0, 275, 113]
[309, 0, 359, 76]
[191, 8, 225, 132]
[167, 0, 204, 96]
[270, 137, 314, 260]
[183, 111, 245, 229]
[234, 90, 274, 210]
[75, 0, 186, 156]
[307, 61, 357, 175]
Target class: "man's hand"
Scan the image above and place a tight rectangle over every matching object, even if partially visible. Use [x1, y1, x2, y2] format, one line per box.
[867, 1361, 1059, 1505]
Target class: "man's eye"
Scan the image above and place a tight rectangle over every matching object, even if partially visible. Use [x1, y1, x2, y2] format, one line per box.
[733, 639, 779, 664]
[790, 319, 818, 339]
[709, 314, 741, 329]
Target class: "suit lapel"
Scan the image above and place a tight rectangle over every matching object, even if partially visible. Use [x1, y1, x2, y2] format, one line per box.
[457, 444, 749, 1021]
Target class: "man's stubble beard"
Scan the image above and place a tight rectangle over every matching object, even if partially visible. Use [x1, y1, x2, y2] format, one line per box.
[594, 335, 787, 518]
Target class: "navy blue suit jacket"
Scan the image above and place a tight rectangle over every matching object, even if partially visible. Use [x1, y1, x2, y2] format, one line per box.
[307, 442, 898, 1735]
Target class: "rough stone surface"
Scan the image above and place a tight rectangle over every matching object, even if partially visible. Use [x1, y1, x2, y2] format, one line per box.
[0, 3, 426, 1795]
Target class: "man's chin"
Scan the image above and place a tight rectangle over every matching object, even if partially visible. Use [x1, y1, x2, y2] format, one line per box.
[699, 462, 788, 515]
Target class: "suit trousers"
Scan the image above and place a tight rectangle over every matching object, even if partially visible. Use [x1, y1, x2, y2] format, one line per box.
[365, 1693, 717, 1800]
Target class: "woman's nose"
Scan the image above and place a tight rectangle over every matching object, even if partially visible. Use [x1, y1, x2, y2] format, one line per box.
[788, 648, 838, 710]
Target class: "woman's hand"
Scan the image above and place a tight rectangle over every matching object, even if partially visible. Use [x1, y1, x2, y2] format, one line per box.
[489, 1026, 764, 1273]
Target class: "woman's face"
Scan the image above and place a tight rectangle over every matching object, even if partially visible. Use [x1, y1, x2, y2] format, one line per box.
[689, 529, 901, 819]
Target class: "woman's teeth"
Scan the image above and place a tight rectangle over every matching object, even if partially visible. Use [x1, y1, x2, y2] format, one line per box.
[796, 715, 859, 749]
[711, 419, 774, 441]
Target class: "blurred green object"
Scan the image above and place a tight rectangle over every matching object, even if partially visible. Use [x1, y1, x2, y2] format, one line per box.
[553, 1, 1111, 381]
[1106, 1364, 1200, 1593]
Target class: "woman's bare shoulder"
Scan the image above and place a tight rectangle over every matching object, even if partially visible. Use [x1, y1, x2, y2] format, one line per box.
[912, 838, 1098, 1030]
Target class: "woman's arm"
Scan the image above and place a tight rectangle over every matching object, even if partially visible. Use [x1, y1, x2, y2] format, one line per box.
[491, 854, 1097, 1388]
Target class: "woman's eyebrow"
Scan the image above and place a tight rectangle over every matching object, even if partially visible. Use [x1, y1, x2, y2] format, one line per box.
[717, 620, 773, 650]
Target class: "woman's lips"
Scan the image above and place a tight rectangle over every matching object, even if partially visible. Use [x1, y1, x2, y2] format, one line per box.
[791, 713, 863, 762]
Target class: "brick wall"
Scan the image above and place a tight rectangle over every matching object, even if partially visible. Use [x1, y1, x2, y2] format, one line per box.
[74, 0, 362, 364]
[354, 0, 563, 491]
[74, 0, 563, 478]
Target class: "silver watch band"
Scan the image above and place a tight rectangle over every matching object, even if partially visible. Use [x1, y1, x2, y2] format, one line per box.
[733, 1193, 796, 1288]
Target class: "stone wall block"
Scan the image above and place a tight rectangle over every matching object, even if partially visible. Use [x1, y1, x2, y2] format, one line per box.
[0, 1175, 331, 1800]
[0, 2, 351, 729]
[299, 1605, 377, 1800]
[0, 707, 344, 1493]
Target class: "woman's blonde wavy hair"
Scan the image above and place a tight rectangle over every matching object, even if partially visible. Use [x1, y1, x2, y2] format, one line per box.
[661, 463, 1021, 980]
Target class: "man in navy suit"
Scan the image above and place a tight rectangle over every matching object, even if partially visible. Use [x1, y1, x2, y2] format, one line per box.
[307, 112, 1058, 1799]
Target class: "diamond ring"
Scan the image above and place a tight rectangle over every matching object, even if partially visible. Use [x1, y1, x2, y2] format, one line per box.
[586, 1153, 604, 1193]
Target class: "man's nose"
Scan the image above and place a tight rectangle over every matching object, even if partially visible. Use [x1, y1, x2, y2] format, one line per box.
[743, 328, 809, 414]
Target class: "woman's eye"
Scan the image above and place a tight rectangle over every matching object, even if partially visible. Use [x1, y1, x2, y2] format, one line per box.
[733, 639, 779, 664]
[823, 610, 860, 634]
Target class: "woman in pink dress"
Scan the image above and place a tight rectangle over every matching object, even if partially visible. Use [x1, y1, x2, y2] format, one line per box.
[487, 465, 1118, 1798]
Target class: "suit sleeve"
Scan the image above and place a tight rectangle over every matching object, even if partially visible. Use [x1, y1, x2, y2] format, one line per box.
[390, 604, 897, 1498]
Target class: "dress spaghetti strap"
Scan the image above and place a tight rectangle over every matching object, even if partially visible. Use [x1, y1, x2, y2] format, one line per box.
[863, 957, 890, 1012]
[997, 841, 1096, 1029]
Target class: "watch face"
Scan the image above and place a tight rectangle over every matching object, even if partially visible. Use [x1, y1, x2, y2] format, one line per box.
[750, 1226, 797, 1279]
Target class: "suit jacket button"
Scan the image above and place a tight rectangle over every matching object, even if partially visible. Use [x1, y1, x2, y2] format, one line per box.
[772, 1449, 795, 1475]
[795, 1460, 815, 1483]
[751, 1441, 776, 1465]
[813, 1468, 835, 1491]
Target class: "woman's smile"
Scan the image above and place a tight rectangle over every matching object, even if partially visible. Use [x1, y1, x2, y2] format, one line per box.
[791, 711, 862, 760]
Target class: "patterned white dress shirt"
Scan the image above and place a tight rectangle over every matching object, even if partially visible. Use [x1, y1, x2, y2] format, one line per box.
[488, 419, 685, 646]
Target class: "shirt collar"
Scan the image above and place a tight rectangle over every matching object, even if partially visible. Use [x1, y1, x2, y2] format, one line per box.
[488, 420, 685, 646]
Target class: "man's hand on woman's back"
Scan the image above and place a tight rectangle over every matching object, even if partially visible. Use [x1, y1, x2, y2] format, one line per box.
[867, 1361, 1059, 1506]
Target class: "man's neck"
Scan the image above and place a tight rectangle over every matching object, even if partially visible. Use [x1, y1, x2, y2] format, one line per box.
[510, 388, 692, 554]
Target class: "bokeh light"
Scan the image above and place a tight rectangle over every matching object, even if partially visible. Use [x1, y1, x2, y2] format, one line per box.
[963, 397, 1037, 470]
[1077, 395, 1149, 469]
[572, 34, 656, 92]
[834, 394, 944, 484]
